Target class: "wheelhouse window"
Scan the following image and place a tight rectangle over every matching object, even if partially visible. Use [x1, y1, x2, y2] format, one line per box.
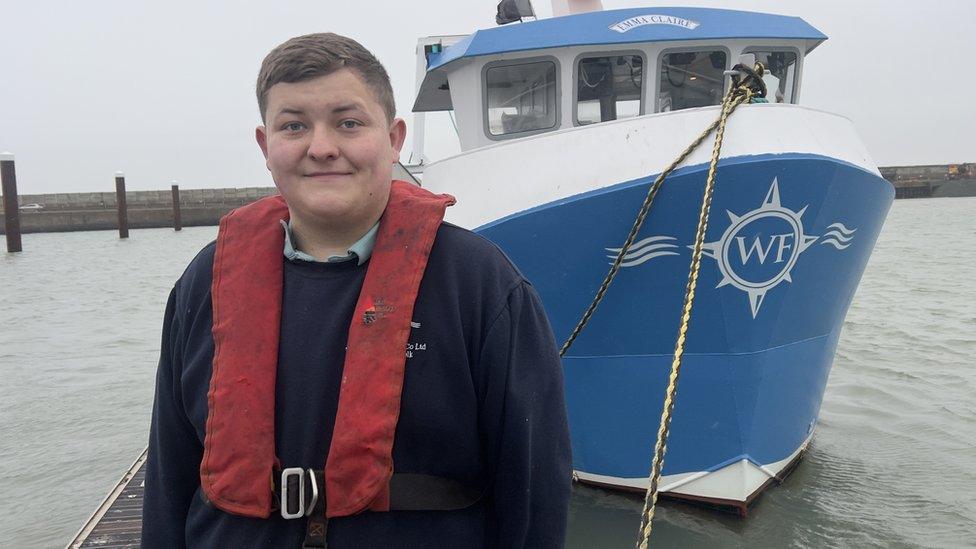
[658, 50, 727, 112]
[575, 54, 644, 125]
[484, 60, 558, 137]
[749, 50, 798, 103]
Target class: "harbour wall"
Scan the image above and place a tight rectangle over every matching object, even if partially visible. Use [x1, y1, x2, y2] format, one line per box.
[880, 163, 976, 199]
[0, 187, 277, 234]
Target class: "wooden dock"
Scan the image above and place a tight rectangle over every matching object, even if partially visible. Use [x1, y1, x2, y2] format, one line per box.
[67, 449, 147, 548]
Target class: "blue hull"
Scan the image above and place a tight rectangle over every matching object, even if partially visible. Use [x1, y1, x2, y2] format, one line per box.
[476, 153, 893, 484]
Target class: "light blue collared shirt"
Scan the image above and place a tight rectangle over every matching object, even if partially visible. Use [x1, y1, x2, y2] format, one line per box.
[280, 220, 378, 265]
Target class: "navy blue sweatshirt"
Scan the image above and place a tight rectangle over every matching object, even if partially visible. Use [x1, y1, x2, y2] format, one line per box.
[142, 223, 572, 548]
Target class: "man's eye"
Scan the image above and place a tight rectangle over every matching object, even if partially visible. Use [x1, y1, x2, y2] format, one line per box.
[283, 122, 305, 132]
[340, 120, 363, 129]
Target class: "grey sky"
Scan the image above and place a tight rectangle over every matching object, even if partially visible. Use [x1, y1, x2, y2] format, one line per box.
[1, 0, 973, 194]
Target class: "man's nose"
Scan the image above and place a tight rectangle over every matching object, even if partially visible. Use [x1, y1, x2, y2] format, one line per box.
[307, 126, 339, 161]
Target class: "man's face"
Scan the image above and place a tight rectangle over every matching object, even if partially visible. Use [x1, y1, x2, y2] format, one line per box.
[256, 69, 406, 233]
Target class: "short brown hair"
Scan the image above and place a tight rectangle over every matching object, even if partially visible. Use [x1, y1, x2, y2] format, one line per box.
[256, 33, 396, 123]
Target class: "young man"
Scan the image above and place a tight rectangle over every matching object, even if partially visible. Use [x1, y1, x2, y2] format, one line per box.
[141, 33, 572, 548]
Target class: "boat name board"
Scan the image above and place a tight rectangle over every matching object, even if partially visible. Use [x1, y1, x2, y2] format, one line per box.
[608, 15, 701, 33]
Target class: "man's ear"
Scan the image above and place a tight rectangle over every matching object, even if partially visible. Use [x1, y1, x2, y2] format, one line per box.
[256, 126, 270, 168]
[388, 118, 407, 162]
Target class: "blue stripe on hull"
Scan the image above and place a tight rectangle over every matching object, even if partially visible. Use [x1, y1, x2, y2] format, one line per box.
[563, 332, 835, 477]
[476, 153, 893, 479]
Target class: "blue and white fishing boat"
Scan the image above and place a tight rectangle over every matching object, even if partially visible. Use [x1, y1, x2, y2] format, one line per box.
[408, 2, 893, 513]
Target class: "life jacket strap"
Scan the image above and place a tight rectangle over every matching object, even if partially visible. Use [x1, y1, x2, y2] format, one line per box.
[303, 514, 328, 549]
[273, 467, 483, 521]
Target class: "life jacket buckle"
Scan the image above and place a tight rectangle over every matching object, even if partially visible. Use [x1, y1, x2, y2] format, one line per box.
[280, 467, 320, 519]
[306, 468, 320, 517]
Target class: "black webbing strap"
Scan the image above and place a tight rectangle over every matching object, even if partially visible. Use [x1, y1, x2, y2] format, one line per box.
[388, 473, 483, 511]
[303, 514, 328, 549]
[272, 468, 483, 548]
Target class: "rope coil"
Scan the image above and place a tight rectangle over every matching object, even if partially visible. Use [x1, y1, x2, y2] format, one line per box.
[555, 63, 767, 549]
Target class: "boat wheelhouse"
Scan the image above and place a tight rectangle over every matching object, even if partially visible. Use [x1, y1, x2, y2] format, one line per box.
[410, 6, 893, 513]
[412, 7, 823, 155]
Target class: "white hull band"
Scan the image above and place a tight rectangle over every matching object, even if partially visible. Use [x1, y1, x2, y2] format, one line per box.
[574, 433, 813, 515]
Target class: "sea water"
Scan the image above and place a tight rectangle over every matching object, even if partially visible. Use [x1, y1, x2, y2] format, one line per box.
[1, 197, 973, 548]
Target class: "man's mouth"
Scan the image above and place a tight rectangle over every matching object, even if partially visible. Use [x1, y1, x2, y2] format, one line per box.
[304, 171, 354, 181]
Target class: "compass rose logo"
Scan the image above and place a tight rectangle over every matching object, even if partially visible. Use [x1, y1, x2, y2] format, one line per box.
[699, 178, 818, 318]
[605, 177, 858, 319]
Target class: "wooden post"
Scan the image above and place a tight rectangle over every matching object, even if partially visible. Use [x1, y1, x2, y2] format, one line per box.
[115, 171, 129, 239]
[1, 152, 23, 253]
[171, 181, 182, 231]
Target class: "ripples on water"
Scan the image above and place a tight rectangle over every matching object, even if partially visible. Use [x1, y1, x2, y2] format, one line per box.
[1, 198, 974, 548]
[0, 228, 219, 547]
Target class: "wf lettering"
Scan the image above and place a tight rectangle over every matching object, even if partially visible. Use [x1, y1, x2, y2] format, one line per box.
[734, 233, 794, 264]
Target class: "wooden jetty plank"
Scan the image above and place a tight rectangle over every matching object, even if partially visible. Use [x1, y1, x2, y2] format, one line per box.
[67, 448, 147, 549]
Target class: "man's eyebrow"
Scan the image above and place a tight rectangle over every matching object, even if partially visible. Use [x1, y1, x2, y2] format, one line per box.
[272, 103, 367, 119]
[331, 103, 366, 114]
[270, 107, 305, 121]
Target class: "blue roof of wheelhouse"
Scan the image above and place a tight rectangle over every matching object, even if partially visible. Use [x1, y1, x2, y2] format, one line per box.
[414, 7, 825, 112]
[427, 7, 826, 72]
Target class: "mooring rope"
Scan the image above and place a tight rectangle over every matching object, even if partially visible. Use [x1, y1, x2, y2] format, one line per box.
[558, 64, 766, 359]
[558, 108, 723, 357]
[637, 63, 766, 549]
[635, 65, 764, 548]
[554, 62, 767, 548]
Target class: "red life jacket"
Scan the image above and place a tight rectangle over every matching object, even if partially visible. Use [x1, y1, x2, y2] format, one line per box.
[200, 180, 456, 519]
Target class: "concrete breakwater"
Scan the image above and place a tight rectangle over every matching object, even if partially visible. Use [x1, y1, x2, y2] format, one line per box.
[0, 187, 277, 234]
[880, 163, 976, 199]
